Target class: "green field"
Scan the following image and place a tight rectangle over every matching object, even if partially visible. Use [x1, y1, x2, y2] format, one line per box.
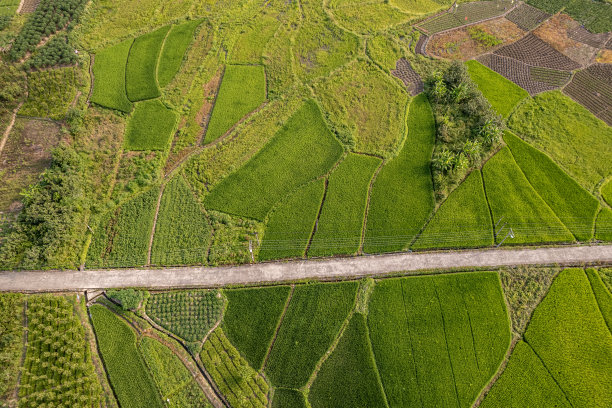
[0, 294, 23, 403]
[508, 91, 612, 192]
[204, 100, 344, 221]
[272, 388, 307, 408]
[482, 147, 574, 245]
[157, 20, 202, 88]
[309, 313, 387, 408]
[585, 268, 612, 330]
[146, 290, 223, 342]
[368, 272, 511, 407]
[466, 60, 528, 118]
[87, 187, 159, 267]
[363, 94, 435, 253]
[265, 281, 358, 388]
[503, 131, 599, 241]
[204, 64, 267, 144]
[151, 176, 212, 265]
[259, 179, 325, 261]
[597, 208, 612, 241]
[92, 39, 134, 112]
[124, 99, 178, 150]
[309, 154, 381, 257]
[90, 304, 163, 408]
[139, 337, 212, 408]
[413, 171, 493, 249]
[222, 285, 291, 369]
[126, 25, 170, 101]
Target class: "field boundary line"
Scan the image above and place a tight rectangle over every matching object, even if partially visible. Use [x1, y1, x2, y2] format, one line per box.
[472, 337, 517, 407]
[147, 183, 166, 266]
[433, 283, 462, 407]
[524, 340, 575, 407]
[87, 53, 94, 105]
[586, 270, 612, 334]
[0, 101, 24, 158]
[305, 178, 329, 257]
[360, 160, 384, 254]
[399, 279, 425, 408]
[261, 284, 295, 371]
[363, 299, 391, 408]
[16, 0, 25, 14]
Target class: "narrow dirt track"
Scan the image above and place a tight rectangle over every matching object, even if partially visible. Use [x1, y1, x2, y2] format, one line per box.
[1, 245, 610, 291]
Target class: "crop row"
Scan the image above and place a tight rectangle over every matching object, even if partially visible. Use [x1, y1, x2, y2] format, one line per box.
[505, 3, 550, 31]
[146, 290, 224, 342]
[563, 69, 612, 125]
[19, 295, 101, 408]
[418, 0, 514, 34]
[201, 328, 268, 408]
[391, 58, 424, 96]
[493, 34, 580, 71]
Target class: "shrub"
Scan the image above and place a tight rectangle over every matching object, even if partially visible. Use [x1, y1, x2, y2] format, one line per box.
[107, 289, 144, 310]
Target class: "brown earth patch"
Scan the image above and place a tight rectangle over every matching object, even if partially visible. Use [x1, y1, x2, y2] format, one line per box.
[0, 118, 61, 212]
[427, 17, 525, 61]
[596, 49, 612, 64]
[533, 13, 598, 67]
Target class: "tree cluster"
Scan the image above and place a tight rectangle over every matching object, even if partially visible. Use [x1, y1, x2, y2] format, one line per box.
[8, 0, 87, 61]
[24, 35, 78, 70]
[0, 144, 89, 269]
[425, 61, 503, 201]
[107, 289, 144, 310]
[0, 15, 12, 31]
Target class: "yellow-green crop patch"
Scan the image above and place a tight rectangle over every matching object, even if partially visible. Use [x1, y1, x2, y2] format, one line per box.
[203, 100, 343, 221]
[363, 94, 435, 253]
[229, 12, 280, 64]
[92, 39, 134, 113]
[157, 19, 202, 88]
[204, 64, 267, 144]
[124, 99, 178, 151]
[309, 153, 381, 257]
[19, 67, 84, 120]
[368, 272, 511, 408]
[482, 147, 574, 245]
[504, 131, 599, 241]
[314, 59, 409, 156]
[328, 0, 412, 34]
[126, 25, 170, 102]
[413, 170, 493, 249]
[597, 208, 612, 241]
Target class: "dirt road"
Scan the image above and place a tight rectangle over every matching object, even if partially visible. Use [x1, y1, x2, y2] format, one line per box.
[0, 245, 610, 291]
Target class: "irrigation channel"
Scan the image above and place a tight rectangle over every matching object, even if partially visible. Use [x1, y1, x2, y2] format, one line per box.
[0, 244, 611, 291]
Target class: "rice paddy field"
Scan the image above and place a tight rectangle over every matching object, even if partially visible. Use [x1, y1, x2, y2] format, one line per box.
[0, 0, 611, 406]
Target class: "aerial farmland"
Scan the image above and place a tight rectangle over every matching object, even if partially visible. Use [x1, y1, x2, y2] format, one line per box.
[0, 0, 611, 407]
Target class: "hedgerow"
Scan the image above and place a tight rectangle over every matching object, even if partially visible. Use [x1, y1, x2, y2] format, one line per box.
[309, 313, 387, 408]
[482, 147, 574, 245]
[8, 0, 88, 61]
[200, 328, 268, 408]
[259, 179, 325, 261]
[265, 281, 358, 388]
[86, 187, 159, 268]
[126, 25, 170, 102]
[89, 305, 163, 408]
[222, 285, 291, 369]
[139, 337, 212, 408]
[413, 170, 493, 249]
[309, 154, 381, 257]
[146, 290, 224, 342]
[18, 295, 102, 407]
[504, 131, 599, 241]
[368, 272, 511, 408]
[363, 94, 435, 253]
[151, 176, 212, 266]
[204, 100, 343, 221]
[204, 64, 267, 144]
[91, 39, 134, 113]
[480, 341, 571, 408]
[466, 60, 528, 118]
[157, 19, 202, 88]
[124, 99, 178, 150]
[523, 268, 612, 406]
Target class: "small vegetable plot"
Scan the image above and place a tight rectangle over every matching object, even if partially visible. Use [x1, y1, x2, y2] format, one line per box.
[124, 99, 178, 150]
[204, 64, 267, 144]
[146, 290, 224, 342]
[126, 25, 170, 102]
[18, 295, 102, 408]
[91, 39, 134, 113]
[201, 328, 269, 408]
[368, 272, 511, 408]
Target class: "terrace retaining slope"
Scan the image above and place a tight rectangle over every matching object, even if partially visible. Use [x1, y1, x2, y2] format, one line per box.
[0, 245, 610, 291]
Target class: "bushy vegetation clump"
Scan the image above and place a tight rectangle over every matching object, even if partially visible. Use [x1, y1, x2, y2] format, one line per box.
[24, 34, 78, 70]
[425, 61, 503, 201]
[8, 0, 88, 61]
[107, 289, 145, 310]
[0, 294, 24, 403]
